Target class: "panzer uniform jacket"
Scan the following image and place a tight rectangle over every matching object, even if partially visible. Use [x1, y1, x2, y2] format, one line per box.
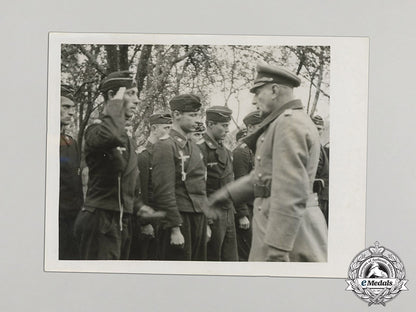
[226, 99, 328, 262]
[83, 101, 143, 214]
[152, 129, 208, 260]
[137, 141, 155, 206]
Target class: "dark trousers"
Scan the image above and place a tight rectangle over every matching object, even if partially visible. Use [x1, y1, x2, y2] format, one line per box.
[235, 209, 253, 262]
[59, 209, 80, 260]
[74, 207, 132, 260]
[129, 218, 160, 260]
[159, 212, 207, 261]
[207, 209, 238, 261]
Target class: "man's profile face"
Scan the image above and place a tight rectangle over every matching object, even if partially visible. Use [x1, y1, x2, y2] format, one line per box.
[61, 97, 75, 126]
[122, 87, 139, 120]
[253, 84, 275, 113]
[178, 111, 199, 133]
[209, 121, 230, 141]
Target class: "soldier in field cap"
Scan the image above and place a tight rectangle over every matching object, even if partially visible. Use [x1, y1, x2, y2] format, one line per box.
[198, 106, 238, 261]
[74, 70, 161, 260]
[207, 63, 328, 262]
[152, 94, 209, 261]
[130, 113, 172, 260]
[59, 84, 83, 259]
[232, 110, 263, 261]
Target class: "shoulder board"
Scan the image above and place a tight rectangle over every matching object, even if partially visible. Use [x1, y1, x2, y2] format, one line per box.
[283, 109, 293, 117]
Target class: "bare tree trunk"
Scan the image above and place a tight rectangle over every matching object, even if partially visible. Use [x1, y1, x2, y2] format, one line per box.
[118, 45, 129, 70]
[105, 45, 119, 74]
[310, 63, 323, 116]
[135, 45, 153, 96]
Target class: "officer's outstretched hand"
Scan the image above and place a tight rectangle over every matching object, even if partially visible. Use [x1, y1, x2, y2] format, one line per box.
[170, 227, 185, 248]
[266, 246, 290, 262]
[137, 205, 166, 222]
[204, 187, 232, 221]
[238, 216, 250, 230]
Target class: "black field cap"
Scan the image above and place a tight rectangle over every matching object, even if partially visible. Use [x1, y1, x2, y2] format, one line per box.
[236, 128, 247, 141]
[192, 121, 206, 132]
[250, 63, 301, 93]
[243, 110, 263, 126]
[170, 94, 202, 112]
[206, 106, 233, 122]
[99, 70, 137, 92]
[149, 113, 172, 125]
[61, 84, 75, 101]
[312, 115, 324, 127]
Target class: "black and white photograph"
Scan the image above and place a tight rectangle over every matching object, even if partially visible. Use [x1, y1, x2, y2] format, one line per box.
[45, 33, 368, 277]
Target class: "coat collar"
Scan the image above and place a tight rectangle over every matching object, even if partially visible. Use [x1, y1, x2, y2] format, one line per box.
[243, 99, 303, 152]
[169, 129, 188, 149]
[203, 132, 220, 150]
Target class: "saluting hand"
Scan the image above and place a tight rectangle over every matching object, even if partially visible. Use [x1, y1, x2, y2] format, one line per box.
[104, 87, 126, 118]
[170, 227, 185, 248]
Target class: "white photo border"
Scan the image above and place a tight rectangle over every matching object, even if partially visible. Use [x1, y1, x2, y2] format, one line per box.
[45, 33, 368, 277]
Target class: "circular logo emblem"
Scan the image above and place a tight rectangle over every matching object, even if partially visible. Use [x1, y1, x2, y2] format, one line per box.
[346, 242, 408, 306]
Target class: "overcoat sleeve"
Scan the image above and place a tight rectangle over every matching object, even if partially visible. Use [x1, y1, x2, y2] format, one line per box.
[265, 116, 311, 251]
[152, 141, 182, 228]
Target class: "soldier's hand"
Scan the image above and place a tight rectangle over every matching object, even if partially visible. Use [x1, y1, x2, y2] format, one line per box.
[140, 224, 154, 238]
[104, 87, 127, 118]
[206, 225, 212, 242]
[238, 216, 250, 230]
[113, 87, 126, 100]
[266, 246, 290, 262]
[137, 205, 166, 221]
[170, 227, 185, 248]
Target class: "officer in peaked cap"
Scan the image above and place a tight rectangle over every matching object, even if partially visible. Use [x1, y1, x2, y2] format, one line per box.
[59, 84, 83, 260]
[208, 62, 328, 262]
[231, 110, 263, 261]
[151, 94, 209, 261]
[130, 113, 172, 260]
[198, 105, 238, 261]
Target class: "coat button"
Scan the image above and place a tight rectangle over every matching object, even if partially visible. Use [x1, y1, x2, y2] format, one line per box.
[260, 137, 264, 142]
[258, 173, 262, 178]
[258, 206, 262, 211]
[257, 156, 261, 160]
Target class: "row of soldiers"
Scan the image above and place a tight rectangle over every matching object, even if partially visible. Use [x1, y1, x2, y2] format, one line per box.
[59, 63, 329, 262]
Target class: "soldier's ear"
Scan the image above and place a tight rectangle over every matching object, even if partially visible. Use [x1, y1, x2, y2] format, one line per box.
[271, 84, 280, 97]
